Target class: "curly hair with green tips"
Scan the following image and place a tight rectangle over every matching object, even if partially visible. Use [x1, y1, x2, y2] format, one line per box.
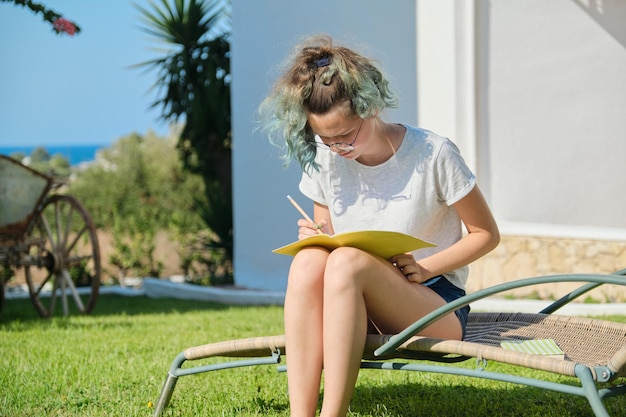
[258, 35, 397, 174]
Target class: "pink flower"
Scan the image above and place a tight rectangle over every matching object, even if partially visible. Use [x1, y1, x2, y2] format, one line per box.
[52, 18, 77, 36]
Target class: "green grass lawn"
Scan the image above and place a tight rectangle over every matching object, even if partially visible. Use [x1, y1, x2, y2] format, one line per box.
[1, 294, 624, 416]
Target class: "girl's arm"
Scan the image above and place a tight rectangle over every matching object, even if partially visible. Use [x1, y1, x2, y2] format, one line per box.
[392, 186, 500, 283]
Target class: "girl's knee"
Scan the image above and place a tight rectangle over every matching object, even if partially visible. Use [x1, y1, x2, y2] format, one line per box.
[327, 247, 374, 271]
[324, 247, 375, 288]
[288, 248, 329, 291]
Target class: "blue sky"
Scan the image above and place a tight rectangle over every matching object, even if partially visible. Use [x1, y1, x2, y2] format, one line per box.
[0, 1, 176, 146]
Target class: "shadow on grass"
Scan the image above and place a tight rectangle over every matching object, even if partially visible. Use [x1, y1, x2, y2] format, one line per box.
[162, 361, 622, 417]
[175, 378, 618, 417]
[0, 293, 263, 324]
[346, 380, 605, 417]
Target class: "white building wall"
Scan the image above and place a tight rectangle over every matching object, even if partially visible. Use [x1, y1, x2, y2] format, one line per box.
[483, 0, 626, 240]
[416, 1, 478, 174]
[231, 0, 626, 291]
[231, 0, 418, 290]
[418, 0, 626, 241]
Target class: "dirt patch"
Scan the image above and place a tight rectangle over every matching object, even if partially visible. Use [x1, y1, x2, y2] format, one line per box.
[3, 230, 184, 288]
[97, 230, 183, 284]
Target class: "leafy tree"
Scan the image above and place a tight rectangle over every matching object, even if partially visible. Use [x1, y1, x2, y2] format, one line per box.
[10, 146, 71, 178]
[8, 151, 26, 162]
[109, 205, 163, 282]
[29, 146, 49, 163]
[68, 131, 216, 281]
[134, 0, 233, 274]
[1, 0, 80, 35]
[47, 154, 70, 176]
[70, 131, 204, 229]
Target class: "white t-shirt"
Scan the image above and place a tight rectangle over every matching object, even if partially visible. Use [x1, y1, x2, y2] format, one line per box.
[299, 124, 476, 290]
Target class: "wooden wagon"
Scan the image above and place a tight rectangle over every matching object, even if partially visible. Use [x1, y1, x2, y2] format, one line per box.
[0, 155, 101, 317]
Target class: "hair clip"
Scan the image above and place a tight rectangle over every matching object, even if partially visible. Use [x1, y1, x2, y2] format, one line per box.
[314, 56, 331, 68]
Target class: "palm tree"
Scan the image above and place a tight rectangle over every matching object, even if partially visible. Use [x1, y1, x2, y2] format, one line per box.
[135, 0, 233, 278]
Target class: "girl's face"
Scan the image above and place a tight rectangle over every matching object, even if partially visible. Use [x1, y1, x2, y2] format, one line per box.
[307, 107, 366, 159]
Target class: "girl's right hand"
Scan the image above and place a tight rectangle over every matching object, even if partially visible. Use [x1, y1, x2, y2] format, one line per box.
[297, 218, 327, 240]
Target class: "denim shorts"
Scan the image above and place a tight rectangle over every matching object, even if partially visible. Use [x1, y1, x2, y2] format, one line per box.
[423, 275, 470, 339]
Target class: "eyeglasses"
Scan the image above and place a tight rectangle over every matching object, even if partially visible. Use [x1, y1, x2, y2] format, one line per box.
[311, 119, 363, 153]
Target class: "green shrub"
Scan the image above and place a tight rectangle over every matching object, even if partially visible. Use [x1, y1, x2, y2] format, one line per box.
[68, 131, 224, 282]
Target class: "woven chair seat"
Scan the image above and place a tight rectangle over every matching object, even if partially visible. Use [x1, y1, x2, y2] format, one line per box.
[155, 272, 626, 417]
[465, 312, 626, 374]
[183, 312, 626, 381]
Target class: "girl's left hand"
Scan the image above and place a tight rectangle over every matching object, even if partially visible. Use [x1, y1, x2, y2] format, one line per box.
[388, 253, 424, 283]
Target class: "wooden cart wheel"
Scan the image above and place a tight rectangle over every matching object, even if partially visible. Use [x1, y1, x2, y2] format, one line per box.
[24, 194, 101, 318]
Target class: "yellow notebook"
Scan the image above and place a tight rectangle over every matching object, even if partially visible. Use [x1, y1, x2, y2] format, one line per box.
[272, 230, 435, 259]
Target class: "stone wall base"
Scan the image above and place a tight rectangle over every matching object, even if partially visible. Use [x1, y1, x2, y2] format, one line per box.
[468, 235, 626, 303]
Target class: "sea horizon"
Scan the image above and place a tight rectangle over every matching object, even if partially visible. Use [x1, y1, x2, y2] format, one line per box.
[0, 143, 107, 166]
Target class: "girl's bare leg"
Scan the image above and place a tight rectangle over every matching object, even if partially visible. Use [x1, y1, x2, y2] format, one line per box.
[284, 247, 329, 417]
[319, 247, 462, 417]
[318, 250, 368, 417]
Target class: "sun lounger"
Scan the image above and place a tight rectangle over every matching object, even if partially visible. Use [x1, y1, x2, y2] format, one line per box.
[153, 270, 626, 417]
